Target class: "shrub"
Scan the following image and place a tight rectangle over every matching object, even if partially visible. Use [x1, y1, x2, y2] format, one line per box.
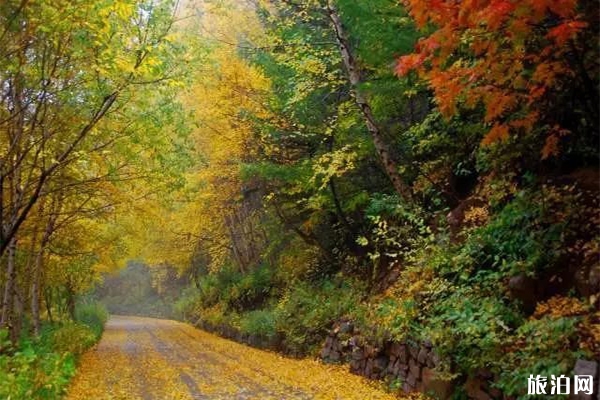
[75, 301, 108, 339]
[239, 309, 277, 338]
[274, 279, 364, 354]
[51, 322, 97, 356]
[174, 286, 204, 320]
[0, 327, 78, 400]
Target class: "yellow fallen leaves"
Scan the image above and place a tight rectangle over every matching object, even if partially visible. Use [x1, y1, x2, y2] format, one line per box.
[66, 316, 405, 400]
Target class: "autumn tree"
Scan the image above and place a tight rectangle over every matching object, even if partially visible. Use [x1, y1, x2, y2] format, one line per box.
[397, 0, 599, 160]
[0, 0, 191, 341]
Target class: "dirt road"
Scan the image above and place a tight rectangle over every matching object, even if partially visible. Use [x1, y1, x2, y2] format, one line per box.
[65, 315, 400, 400]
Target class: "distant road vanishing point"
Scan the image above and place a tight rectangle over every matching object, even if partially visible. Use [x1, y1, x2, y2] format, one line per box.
[65, 316, 400, 400]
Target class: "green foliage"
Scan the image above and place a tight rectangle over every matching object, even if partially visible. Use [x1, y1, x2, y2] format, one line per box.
[227, 265, 275, 310]
[75, 301, 108, 340]
[423, 288, 522, 374]
[238, 309, 277, 339]
[273, 279, 364, 354]
[0, 321, 101, 400]
[369, 183, 597, 396]
[497, 316, 582, 398]
[51, 322, 97, 356]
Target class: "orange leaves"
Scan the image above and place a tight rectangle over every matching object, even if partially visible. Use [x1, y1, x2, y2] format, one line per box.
[480, 0, 515, 29]
[395, 53, 425, 76]
[533, 295, 588, 319]
[397, 0, 590, 155]
[482, 123, 510, 145]
[547, 20, 588, 45]
[484, 92, 517, 122]
[541, 125, 571, 159]
[429, 69, 463, 117]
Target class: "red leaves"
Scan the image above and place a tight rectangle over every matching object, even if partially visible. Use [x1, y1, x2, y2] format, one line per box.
[395, 53, 425, 76]
[397, 0, 590, 156]
[481, 0, 516, 29]
[396, 37, 439, 76]
[547, 20, 588, 45]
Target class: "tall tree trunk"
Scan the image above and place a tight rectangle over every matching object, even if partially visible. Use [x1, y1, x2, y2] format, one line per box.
[65, 284, 75, 320]
[31, 250, 44, 335]
[326, 2, 412, 201]
[1, 237, 17, 341]
[44, 287, 53, 323]
[31, 199, 58, 335]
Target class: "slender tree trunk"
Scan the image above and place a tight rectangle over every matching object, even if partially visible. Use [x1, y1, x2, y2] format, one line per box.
[326, 2, 412, 201]
[12, 282, 23, 342]
[65, 284, 75, 320]
[31, 199, 58, 335]
[44, 287, 53, 323]
[1, 237, 17, 341]
[31, 250, 44, 335]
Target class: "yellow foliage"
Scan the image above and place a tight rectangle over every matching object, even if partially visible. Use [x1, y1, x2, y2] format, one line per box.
[532, 295, 589, 319]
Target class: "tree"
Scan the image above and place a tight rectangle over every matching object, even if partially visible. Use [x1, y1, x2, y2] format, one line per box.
[396, 0, 599, 159]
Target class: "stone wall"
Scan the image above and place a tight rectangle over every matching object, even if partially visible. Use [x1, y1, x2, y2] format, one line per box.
[194, 318, 598, 400]
[319, 320, 454, 399]
[319, 320, 600, 400]
[195, 320, 285, 353]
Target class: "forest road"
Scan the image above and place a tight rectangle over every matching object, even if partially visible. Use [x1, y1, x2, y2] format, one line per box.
[65, 315, 400, 400]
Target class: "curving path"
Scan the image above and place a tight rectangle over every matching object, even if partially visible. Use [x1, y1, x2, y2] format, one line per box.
[65, 315, 401, 400]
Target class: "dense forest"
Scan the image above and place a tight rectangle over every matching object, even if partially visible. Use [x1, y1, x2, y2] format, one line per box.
[0, 0, 598, 399]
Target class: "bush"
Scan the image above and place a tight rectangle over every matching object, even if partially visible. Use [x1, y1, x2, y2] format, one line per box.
[239, 309, 277, 339]
[51, 322, 97, 356]
[174, 286, 204, 320]
[75, 301, 108, 339]
[274, 279, 364, 354]
[0, 325, 82, 400]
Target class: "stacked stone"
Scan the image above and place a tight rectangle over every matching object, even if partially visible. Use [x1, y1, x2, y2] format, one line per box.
[319, 322, 452, 398]
[320, 320, 354, 363]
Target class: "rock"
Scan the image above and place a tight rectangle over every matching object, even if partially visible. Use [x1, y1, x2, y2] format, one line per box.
[387, 342, 402, 357]
[409, 358, 421, 380]
[417, 346, 430, 365]
[365, 358, 374, 377]
[373, 356, 388, 374]
[364, 344, 376, 358]
[390, 359, 400, 376]
[398, 363, 408, 379]
[488, 386, 502, 399]
[426, 352, 436, 368]
[409, 343, 419, 359]
[325, 336, 333, 347]
[320, 346, 330, 359]
[466, 376, 493, 400]
[332, 339, 342, 352]
[422, 367, 454, 400]
[407, 371, 418, 387]
[329, 351, 340, 362]
[352, 347, 365, 360]
[570, 359, 598, 400]
[350, 358, 366, 374]
[431, 351, 442, 367]
[398, 344, 408, 364]
[402, 382, 415, 394]
[339, 321, 354, 334]
[508, 273, 538, 314]
[476, 368, 494, 380]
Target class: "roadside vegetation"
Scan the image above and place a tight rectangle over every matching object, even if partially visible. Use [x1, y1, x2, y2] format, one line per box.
[0, 302, 107, 399]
